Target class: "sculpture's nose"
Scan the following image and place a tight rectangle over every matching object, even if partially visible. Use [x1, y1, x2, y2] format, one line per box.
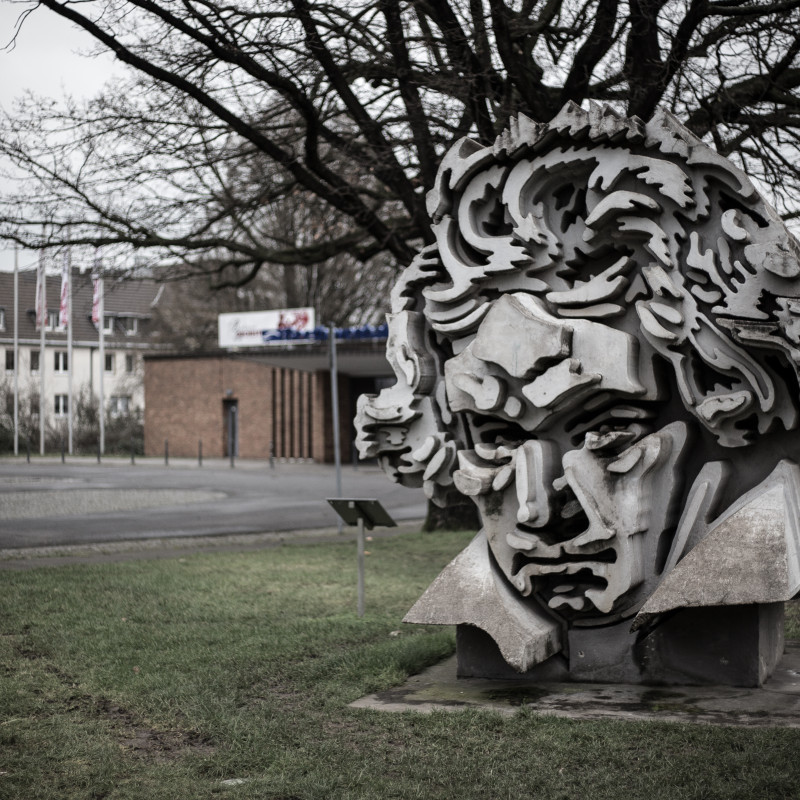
[514, 439, 559, 528]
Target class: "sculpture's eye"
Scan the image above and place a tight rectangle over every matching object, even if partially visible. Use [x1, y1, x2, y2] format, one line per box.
[583, 424, 649, 455]
[468, 414, 530, 450]
[566, 402, 655, 451]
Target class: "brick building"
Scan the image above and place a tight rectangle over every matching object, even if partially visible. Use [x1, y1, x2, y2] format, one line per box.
[144, 339, 392, 462]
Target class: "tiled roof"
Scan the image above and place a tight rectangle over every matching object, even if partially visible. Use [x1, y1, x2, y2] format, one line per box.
[0, 269, 161, 345]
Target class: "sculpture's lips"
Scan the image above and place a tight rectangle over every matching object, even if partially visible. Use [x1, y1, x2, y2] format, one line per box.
[510, 545, 618, 590]
[524, 547, 617, 564]
[514, 547, 617, 566]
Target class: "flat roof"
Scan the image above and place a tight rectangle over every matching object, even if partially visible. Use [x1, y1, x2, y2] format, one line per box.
[145, 339, 392, 378]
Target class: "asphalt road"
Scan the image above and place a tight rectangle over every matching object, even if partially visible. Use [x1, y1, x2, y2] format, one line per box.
[0, 457, 427, 549]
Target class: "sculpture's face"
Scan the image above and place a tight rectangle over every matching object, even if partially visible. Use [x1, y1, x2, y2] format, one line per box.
[355, 102, 800, 629]
[446, 293, 689, 621]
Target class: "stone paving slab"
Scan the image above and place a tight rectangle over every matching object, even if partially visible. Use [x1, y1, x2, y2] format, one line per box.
[351, 643, 800, 728]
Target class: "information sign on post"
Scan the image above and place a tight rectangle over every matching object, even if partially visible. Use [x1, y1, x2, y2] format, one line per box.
[327, 499, 396, 617]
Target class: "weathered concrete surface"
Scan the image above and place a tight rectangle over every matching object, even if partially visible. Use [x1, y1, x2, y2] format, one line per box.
[455, 602, 785, 687]
[404, 533, 561, 671]
[351, 642, 800, 728]
[638, 463, 800, 620]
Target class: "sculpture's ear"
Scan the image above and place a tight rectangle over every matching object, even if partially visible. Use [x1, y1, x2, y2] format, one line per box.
[386, 311, 437, 395]
[636, 265, 794, 447]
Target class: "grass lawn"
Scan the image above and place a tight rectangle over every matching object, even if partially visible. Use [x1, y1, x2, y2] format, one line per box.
[2, 529, 800, 800]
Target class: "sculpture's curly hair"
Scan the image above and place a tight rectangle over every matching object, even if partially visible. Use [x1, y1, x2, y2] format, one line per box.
[356, 102, 800, 505]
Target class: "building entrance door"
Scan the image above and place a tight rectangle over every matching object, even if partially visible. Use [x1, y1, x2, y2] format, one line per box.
[223, 399, 239, 458]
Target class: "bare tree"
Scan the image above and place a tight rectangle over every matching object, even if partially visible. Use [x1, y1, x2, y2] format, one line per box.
[1, 0, 799, 289]
[152, 249, 393, 350]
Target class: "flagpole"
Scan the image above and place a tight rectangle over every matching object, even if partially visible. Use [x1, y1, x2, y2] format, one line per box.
[38, 252, 46, 456]
[13, 247, 19, 456]
[64, 251, 74, 455]
[94, 256, 105, 457]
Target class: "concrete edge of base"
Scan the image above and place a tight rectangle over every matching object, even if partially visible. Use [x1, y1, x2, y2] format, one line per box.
[349, 642, 800, 728]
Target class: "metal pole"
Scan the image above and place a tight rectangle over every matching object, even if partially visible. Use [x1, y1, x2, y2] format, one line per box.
[97, 268, 105, 457]
[130, 434, 135, 465]
[357, 515, 365, 618]
[198, 439, 202, 467]
[13, 247, 18, 456]
[228, 406, 235, 468]
[38, 253, 46, 456]
[269, 440, 275, 470]
[66, 251, 74, 455]
[329, 322, 343, 534]
[164, 439, 169, 466]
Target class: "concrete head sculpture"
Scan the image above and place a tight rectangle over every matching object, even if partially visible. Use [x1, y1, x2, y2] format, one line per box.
[355, 102, 800, 685]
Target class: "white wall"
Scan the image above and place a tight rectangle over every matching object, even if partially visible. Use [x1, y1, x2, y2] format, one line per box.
[2, 340, 145, 425]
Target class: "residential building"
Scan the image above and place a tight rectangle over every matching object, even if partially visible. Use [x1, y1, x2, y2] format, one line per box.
[0, 268, 161, 442]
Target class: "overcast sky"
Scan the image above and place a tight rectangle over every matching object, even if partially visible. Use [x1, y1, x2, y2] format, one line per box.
[0, 2, 120, 272]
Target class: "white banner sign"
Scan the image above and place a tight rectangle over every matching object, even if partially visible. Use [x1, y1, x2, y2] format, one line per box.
[218, 307, 316, 348]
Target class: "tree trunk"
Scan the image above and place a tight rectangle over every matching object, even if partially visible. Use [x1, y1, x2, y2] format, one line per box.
[423, 498, 480, 532]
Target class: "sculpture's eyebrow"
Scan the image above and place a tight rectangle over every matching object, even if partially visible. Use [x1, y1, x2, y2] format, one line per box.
[545, 256, 632, 311]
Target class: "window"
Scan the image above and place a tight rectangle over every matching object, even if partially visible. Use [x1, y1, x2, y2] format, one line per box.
[54, 394, 68, 417]
[125, 354, 135, 373]
[5, 350, 13, 372]
[54, 351, 68, 373]
[30, 350, 40, 373]
[0, 308, 5, 332]
[109, 395, 131, 418]
[46, 310, 64, 332]
[104, 353, 115, 373]
[103, 315, 115, 334]
[122, 317, 138, 335]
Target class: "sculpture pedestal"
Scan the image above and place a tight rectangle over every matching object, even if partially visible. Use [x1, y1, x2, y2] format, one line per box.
[457, 602, 785, 687]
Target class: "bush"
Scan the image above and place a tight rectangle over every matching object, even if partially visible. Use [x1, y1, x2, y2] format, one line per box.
[0, 381, 143, 456]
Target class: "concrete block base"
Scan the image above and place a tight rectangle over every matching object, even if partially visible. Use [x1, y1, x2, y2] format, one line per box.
[457, 602, 785, 687]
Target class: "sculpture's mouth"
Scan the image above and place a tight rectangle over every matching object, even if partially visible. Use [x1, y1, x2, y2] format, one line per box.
[513, 563, 611, 616]
[507, 477, 620, 615]
[512, 547, 618, 568]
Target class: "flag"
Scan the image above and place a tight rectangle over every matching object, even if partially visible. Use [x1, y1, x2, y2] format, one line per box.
[35, 255, 47, 331]
[91, 274, 101, 325]
[59, 253, 70, 328]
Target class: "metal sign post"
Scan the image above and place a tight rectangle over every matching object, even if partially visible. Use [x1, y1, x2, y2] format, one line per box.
[329, 324, 343, 533]
[327, 498, 397, 618]
[228, 403, 237, 468]
[13, 247, 18, 456]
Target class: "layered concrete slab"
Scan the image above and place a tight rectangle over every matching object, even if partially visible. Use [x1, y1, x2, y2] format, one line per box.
[351, 643, 800, 728]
